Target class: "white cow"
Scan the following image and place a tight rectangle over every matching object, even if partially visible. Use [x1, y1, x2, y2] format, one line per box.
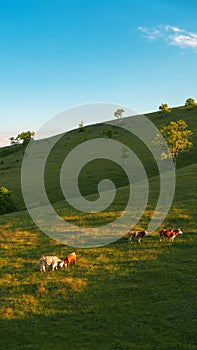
[39, 255, 63, 272]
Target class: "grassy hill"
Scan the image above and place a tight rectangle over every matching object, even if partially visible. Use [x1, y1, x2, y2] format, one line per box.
[0, 106, 197, 349]
[0, 106, 197, 210]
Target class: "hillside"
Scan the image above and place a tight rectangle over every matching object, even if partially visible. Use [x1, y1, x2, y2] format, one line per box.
[0, 106, 197, 349]
[0, 106, 196, 212]
[0, 161, 196, 349]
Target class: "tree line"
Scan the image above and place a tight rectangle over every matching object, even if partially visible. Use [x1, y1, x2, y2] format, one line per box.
[159, 97, 197, 113]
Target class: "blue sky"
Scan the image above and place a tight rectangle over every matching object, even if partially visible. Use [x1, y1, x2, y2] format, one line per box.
[0, 0, 197, 145]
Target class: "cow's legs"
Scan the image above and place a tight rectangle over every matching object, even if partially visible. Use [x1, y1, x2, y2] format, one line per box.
[52, 263, 58, 271]
[41, 264, 46, 272]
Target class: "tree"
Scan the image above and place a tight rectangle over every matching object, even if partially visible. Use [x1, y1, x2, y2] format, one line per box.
[154, 120, 192, 168]
[16, 131, 35, 145]
[159, 103, 172, 113]
[9, 137, 18, 145]
[185, 98, 197, 110]
[0, 186, 16, 214]
[79, 120, 84, 132]
[114, 108, 125, 122]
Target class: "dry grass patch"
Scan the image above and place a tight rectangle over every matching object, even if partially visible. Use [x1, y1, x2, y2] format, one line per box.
[1, 295, 42, 319]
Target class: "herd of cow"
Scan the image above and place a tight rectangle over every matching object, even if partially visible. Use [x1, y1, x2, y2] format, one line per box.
[127, 228, 183, 243]
[39, 228, 183, 272]
[39, 251, 76, 272]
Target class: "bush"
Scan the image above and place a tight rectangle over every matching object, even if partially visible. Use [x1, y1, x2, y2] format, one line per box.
[105, 128, 113, 138]
[0, 187, 16, 214]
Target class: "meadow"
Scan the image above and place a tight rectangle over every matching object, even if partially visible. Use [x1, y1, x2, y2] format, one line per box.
[0, 107, 197, 349]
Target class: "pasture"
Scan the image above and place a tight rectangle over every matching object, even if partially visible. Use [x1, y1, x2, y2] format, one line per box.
[0, 107, 197, 349]
[0, 210, 196, 349]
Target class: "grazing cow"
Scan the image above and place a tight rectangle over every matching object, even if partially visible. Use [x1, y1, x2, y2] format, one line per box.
[127, 230, 148, 244]
[57, 260, 66, 268]
[39, 256, 63, 272]
[63, 252, 76, 267]
[160, 228, 183, 242]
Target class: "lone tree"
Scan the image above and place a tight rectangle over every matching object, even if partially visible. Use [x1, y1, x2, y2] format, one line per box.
[114, 108, 125, 122]
[185, 98, 197, 110]
[154, 119, 192, 168]
[15, 131, 35, 145]
[159, 103, 172, 113]
[0, 186, 16, 214]
[78, 120, 84, 132]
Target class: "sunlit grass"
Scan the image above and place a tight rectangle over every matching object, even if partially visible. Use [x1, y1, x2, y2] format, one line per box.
[0, 202, 196, 349]
[0, 108, 196, 349]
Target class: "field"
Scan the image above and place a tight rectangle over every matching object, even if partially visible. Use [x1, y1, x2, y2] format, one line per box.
[0, 107, 197, 349]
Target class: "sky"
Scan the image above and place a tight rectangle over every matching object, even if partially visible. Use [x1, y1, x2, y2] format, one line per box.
[0, 0, 197, 146]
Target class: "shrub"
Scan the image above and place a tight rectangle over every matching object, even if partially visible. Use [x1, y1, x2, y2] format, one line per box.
[0, 187, 16, 214]
[105, 128, 113, 138]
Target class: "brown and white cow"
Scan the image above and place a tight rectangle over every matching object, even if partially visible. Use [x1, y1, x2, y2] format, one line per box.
[159, 228, 183, 242]
[39, 255, 63, 272]
[63, 252, 76, 267]
[127, 230, 148, 244]
[57, 260, 66, 268]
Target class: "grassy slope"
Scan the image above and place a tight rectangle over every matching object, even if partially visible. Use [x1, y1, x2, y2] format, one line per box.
[0, 106, 196, 210]
[0, 107, 197, 349]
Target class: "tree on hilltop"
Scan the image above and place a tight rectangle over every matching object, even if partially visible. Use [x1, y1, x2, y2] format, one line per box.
[10, 131, 35, 146]
[185, 98, 197, 110]
[114, 108, 125, 122]
[9, 136, 18, 145]
[79, 120, 84, 132]
[153, 119, 193, 168]
[16, 131, 35, 145]
[159, 103, 172, 114]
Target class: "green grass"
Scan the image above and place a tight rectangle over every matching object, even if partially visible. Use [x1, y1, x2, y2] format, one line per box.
[0, 106, 197, 349]
[0, 106, 196, 211]
[0, 210, 196, 349]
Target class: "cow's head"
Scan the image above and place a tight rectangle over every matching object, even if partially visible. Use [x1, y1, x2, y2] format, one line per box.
[58, 260, 65, 268]
[178, 228, 183, 235]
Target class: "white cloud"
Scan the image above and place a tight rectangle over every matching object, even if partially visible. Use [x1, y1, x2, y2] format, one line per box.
[170, 33, 197, 48]
[138, 25, 197, 48]
[0, 131, 20, 147]
[138, 26, 162, 40]
[0, 133, 10, 147]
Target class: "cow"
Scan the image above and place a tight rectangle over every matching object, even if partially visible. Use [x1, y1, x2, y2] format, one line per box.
[57, 260, 66, 268]
[39, 255, 63, 272]
[63, 252, 76, 267]
[127, 230, 148, 244]
[159, 228, 183, 242]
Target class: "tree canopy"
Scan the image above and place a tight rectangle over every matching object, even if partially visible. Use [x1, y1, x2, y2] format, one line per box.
[159, 103, 172, 113]
[10, 131, 35, 146]
[78, 120, 84, 132]
[185, 98, 197, 110]
[16, 131, 35, 145]
[154, 119, 193, 168]
[114, 108, 125, 121]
